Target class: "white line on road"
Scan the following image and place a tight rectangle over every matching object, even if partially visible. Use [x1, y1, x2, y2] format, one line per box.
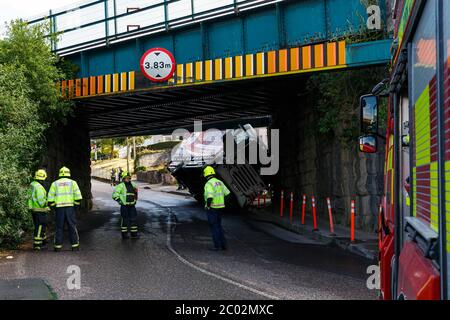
[165, 210, 280, 300]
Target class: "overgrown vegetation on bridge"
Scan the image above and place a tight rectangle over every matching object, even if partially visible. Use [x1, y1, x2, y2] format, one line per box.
[306, 67, 388, 144]
[0, 21, 72, 247]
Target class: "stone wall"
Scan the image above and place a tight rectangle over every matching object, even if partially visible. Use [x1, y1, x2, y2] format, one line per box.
[136, 171, 177, 185]
[40, 117, 92, 214]
[136, 150, 171, 168]
[271, 87, 384, 232]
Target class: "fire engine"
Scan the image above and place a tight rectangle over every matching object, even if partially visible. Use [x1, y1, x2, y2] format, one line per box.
[359, 0, 449, 299]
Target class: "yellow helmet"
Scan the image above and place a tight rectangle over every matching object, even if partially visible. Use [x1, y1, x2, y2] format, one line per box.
[34, 169, 47, 181]
[121, 171, 131, 180]
[59, 166, 71, 177]
[203, 166, 215, 178]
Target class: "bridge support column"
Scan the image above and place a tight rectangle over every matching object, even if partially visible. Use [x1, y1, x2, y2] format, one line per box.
[270, 77, 384, 232]
[41, 118, 93, 215]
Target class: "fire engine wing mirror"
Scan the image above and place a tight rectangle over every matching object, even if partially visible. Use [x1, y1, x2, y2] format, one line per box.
[359, 135, 377, 153]
[360, 94, 379, 134]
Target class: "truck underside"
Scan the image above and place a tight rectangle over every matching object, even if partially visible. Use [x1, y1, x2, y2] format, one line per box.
[168, 124, 268, 209]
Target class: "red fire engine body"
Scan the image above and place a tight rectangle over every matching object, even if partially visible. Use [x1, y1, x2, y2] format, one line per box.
[359, 0, 449, 300]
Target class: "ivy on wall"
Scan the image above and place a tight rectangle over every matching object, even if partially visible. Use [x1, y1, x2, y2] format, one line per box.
[305, 66, 388, 144]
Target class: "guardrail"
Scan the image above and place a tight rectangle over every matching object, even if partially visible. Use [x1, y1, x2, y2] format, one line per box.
[27, 0, 286, 56]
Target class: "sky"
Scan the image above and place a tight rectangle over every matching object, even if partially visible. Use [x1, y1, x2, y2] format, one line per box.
[0, 0, 238, 45]
[0, 0, 78, 35]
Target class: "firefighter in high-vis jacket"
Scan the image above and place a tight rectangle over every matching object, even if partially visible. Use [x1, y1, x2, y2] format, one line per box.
[47, 167, 83, 252]
[28, 169, 50, 250]
[203, 166, 230, 251]
[112, 171, 139, 239]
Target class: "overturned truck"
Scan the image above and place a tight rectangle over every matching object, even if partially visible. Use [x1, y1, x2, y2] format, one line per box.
[168, 124, 269, 208]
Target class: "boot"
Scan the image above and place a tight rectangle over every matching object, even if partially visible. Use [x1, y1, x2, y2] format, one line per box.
[122, 233, 130, 240]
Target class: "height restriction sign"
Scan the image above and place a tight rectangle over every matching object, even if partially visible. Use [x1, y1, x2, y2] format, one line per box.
[140, 48, 176, 82]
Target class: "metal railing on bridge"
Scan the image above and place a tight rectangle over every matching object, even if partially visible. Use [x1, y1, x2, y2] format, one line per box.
[27, 0, 285, 56]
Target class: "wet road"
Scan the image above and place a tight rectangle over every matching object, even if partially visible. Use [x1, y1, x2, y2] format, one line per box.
[0, 180, 377, 300]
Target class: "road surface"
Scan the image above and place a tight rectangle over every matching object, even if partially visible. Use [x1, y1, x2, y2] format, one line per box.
[0, 180, 377, 300]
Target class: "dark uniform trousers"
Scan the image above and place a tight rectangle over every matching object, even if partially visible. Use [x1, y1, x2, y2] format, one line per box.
[54, 206, 79, 247]
[32, 212, 47, 248]
[120, 205, 138, 236]
[206, 208, 227, 249]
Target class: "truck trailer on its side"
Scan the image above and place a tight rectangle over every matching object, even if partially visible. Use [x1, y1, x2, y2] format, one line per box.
[168, 124, 268, 209]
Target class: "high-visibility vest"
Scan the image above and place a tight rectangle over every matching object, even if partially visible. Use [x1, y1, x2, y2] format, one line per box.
[204, 177, 230, 209]
[113, 182, 138, 205]
[47, 178, 83, 208]
[27, 181, 49, 213]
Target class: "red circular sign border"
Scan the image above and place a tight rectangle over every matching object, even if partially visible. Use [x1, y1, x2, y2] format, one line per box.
[139, 47, 176, 83]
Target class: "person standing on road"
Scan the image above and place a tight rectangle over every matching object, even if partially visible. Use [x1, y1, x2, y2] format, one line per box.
[112, 171, 139, 240]
[118, 167, 123, 184]
[177, 180, 186, 190]
[27, 169, 50, 251]
[47, 167, 83, 252]
[203, 166, 230, 251]
[111, 168, 116, 186]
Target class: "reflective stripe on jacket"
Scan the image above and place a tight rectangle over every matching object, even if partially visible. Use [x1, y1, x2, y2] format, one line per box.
[112, 182, 138, 205]
[47, 178, 83, 208]
[204, 177, 230, 209]
[27, 181, 49, 212]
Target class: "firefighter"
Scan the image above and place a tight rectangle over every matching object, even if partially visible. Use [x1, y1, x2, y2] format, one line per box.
[203, 166, 230, 251]
[112, 171, 139, 239]
[28, 169, 50, 250]
[47, 167, 83, 252]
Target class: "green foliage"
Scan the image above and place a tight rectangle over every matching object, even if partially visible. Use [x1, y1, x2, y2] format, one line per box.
[93, 138, 119, 159]
[134, 166, 147, 174]
[310, 0, 390, 144]
[313, 0, 389, 47]
[93, 136, 150, 160]
[146, 141, 181, 151]
[57, 58, 80, 80]
[132, 136, 148, 146]
[0, 21, 72, 247]
[91, 150, 118, 160]
[306, 67, 388, 144]
[0, 21, 71, 123]
[0, 65, 41, 245]
[158, 167, 169, 174]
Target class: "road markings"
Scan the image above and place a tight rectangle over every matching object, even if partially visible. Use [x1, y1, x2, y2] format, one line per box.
[165, 209, 280, 300]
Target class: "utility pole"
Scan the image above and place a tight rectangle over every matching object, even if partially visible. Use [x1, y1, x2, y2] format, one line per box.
[126, 138, 130, 173]
[94, 140, 98, 161]
[133, 137, 136, 160]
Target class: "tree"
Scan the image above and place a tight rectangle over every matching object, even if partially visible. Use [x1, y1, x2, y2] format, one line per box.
[0, 21, 71, 123]
[0, 21, 72, 247]
[95, 138, 115, 159]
